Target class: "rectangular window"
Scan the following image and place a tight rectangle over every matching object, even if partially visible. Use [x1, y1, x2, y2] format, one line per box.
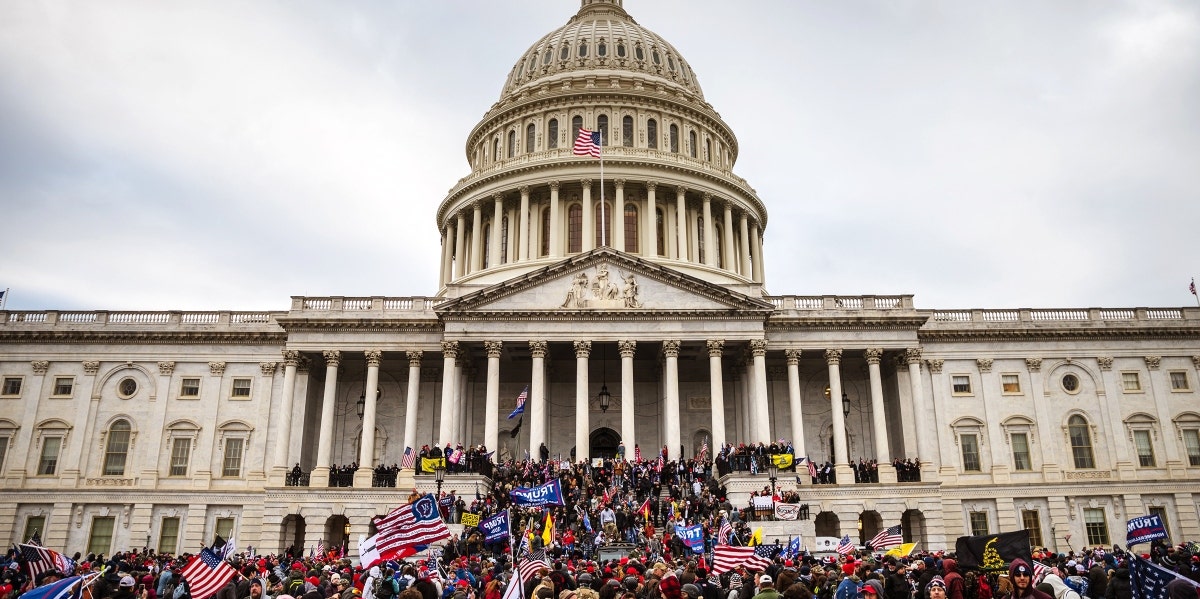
[1184, 430, 1200, 467]
[52, 377, 74, 397]
[1083, 508, 1109, 545]
[1170, 371, 1190, 391]
[0, 435, 8, 473]
[230, 378, 252, 398]
[1011, 433, 1032, 471]
[88, 516, 116, 555]
[952, 375, 972, 394]
[158, 517, 181, 554]
[1122, 372, 1142, 392]
[222, 438, 244, 477]
[1134, 430, 1156, 467]
[38, 437, 62, 475]
[969, 511, 989, 536]
[180, 378, 201, 398]
[1, 377, 22, 396]
[215, 517, 235, 540]
[1148, 506, 1171, 539]
[23, 516, 46, 543]
[169, 438, 191, 477]
[960, 434, 981, 472]
[1021, 510, 1043, 548]
[1001, 374, 1021, 394]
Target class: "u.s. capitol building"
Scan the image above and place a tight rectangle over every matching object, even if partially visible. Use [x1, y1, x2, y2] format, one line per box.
[3, 0, 1199, 557]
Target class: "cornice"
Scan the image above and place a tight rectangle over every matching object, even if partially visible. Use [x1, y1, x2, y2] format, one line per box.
[0, 330, 286, 345]
[918, 326, 1200, 343]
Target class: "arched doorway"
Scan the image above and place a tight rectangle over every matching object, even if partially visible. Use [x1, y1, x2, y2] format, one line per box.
[280, 515, 305, 557]
[859, 510, 883, 546]
[902, 509, 926, 545]
[324, 515, 349, 556]
[590, 427, 620, 459]
[692, 429, 710, 458]
[815, 511, 840, 537]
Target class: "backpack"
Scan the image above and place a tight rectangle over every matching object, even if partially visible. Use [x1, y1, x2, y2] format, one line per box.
[288, 578, 306, 597]
[173, 580, 190, 599]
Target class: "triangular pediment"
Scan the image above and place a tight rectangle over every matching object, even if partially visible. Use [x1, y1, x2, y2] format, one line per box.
[436, 248, 775, 317]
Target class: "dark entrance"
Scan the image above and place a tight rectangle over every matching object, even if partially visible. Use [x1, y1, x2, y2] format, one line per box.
[590, 427, 620, 459]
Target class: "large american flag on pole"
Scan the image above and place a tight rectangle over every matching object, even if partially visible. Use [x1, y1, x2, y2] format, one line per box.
[179, 548, 236, 599]
[19, 544, 74, 579]
[373, 494, 451, 557]
[869, 525, 903, 549]
[717, 519, 733, 546]
[517, 548, 550, 582]
[836, 534, 855, 556]
[400, 447, 415, 470]
[573, 128, 601, 158]
[711, 546, 772, 574]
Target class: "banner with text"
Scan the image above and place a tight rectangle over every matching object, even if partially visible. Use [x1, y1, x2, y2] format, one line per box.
[752, 496, 775, 510]
[509, 479, 566, 507]
[460, 512, 481, 528]
[1127, 515, 1169, 546]
[480, 511, 510, 544]
[674, 524, 706, 554]
[775, 503, 801, 520]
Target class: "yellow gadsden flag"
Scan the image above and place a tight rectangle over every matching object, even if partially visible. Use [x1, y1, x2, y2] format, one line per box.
[769, 454, 794, 469]
[420, 457, 446, 473]
[748, 527, 764, 546]
[542, 511, 554, 545]
[885, 542, 917, 558]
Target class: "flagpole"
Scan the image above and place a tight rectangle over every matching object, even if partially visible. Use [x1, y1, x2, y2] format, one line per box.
[599, 134, 606, 247]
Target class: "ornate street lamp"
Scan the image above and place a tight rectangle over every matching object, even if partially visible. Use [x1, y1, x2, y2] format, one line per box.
[767, 462, 779, 495]
[357, 387, 380, 419]
[434, 462, 446, 520]
[597, 344, 612, 413]
[842, 392, 851, 417]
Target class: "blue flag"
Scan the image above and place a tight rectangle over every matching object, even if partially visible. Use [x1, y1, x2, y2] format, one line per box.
[1126, 514, 1169, 545]
[479, 511, 511, 544]
[508, 386, 528, 419]
[674, 524, 705, 554]
[786, 536, 801, 559]
[509, 479, 566, 507]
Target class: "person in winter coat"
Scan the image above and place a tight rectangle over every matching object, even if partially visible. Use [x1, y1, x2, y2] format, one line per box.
[940, 560, 964, 599]
[1084, 566, 1105, 599]
[1102, 566, 1130, 599]
[998, 560, 1049, 599]
[1039, 575, 1080, 599]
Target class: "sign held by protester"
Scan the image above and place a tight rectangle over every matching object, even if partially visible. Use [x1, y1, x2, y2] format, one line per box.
[774, 503, 801, 520]
[509, 479, 566, 507]
[1126, 514, 1168, 546]
[674, 524, 705, 554]
[479, 511, 510, 543]
[460, 512, 481, 528]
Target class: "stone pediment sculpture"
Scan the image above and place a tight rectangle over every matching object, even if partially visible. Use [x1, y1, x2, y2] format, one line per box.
[435, 247, 775, 315]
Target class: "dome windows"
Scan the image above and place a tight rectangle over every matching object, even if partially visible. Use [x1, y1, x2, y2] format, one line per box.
[578, 40, 589, 57]
[507, 130, 516, 158]
[622, 116, 633, 147]
[689, 130, 697, 158]
[597, 40, 607, 57]
[561, 45, 570, 61]
[652, 48, 661, 65]
[635, 45, 644, 61]
[667, 54, 676, 71]
[572, 116, 583, 143]
[543, 48, 554, 65]
[548, 118, 559, 149]
[525, 123, 536, 153]
[617, 42, 626, 58]
[669, 124, 679, 153]
[647, 119, 658, 149]
[597, 114, 609, 145]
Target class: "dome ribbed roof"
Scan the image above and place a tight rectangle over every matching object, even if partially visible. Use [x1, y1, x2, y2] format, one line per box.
[500, 0, 703, 101]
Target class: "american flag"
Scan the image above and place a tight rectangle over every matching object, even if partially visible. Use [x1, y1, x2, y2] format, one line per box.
[634, 445, 641, 462]
[806, 457, 818, 479]
[573, 128, 601, 158]
[698, 437, 709, 462]
[711, 545, 772, 574]
[717, 519, 733, 545]
[836, 534, 855, 556]
[19, 544, 73, 579]
[424, 549, 443, 582]
[373, 494, 451, 557]
[869, 525, 903, 550]
[517, 548, 550, 582]
[508, 386, 528, 419]
[401, 447, 415, 470]
[1032, 561, 1049, 585]
[179, 548, 236, 599]
[1192, 278, 1197, 296]
[656, 454, 664, 472]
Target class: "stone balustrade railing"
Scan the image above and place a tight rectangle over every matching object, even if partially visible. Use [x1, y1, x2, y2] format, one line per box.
[927, 307, 1195, 324]
[0, 310, 284, 326]
[765, 295, 913, 311]
[289, 296, 442, 313]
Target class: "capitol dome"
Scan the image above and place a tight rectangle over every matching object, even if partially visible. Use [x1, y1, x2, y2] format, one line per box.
[500, 0, 704, 102]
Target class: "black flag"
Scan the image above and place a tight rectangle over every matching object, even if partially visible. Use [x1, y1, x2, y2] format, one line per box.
[510, 417, 522, 438]
[954, 530, 1032, 571]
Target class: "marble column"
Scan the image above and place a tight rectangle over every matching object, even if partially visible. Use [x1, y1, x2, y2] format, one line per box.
[663, 340, 682, 460]
[738, 213, 752, 276]
[785, 349, 806, 458]
[491, 194, 504, 268]
[471, 201, 483, 272]
[355, 349, 383, 486]
[619, 340, 637, 449]
[707, 340, 727, 451]
[439, 227, 450, 287]
[613, 180, 626, 251]
[751, 223, 765, 284]
[1025, 358, 1059, 481]
[483, 342, 502, 454]
[271, 350, 301, 479]
[750, 339, 771, 443]
[518, 186, 531, 261]
[582, 179, 595, 252]
[529, 341, 548, 457]
[574, 340, 592, 460]
[723, 202, 736, 273]
[826, 348, 851, 481]
[402, 351, 422, 460]
[865, 348, 895, 483]
[438, 341, 459, 445]
[1145, 356, 1184, 473]
[455, 359, 467, 444]
[702, 194, 715, 267]
[675, 187, 688, 260]
[549, 181, 562, 257]
[646, 181, 658, 257]
[312, 350, 341, 487]
[454, 213, 467, 278]
[1096, 357, 1134, 476]
[905, 348, 936, 478]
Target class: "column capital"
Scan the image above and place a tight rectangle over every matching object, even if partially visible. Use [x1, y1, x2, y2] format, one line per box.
[676, 186, 688, 197]
[519, 185, 530, 196]
[785, 349, 802, 365]
[456, 211, 466, 223]
[646, 180, 658, 191]
[864, 348, 883, 365]
[484, 341, 503, 358]
[904, 347, 923, 366]
[581, 178, 593, 189]
[492, 193, 504, 202]
[549, 180, 561, 191]
[31, 360, 50, 375]
[1097, 356, 1114, 371]
[406, 350, 424, 367]
[472, 199, 484, 211]
[573, 340, 592, 358]
[702, 192, 712, 202]
[662, 340, 681, 358]
[614, 179, 626, 189]
[976, 358, 993, 373]
[1144, 356, 1162, 370]
[441, 341, 460, 359]
[365, 349, 384, 367]
[157, 361, 175, 376]
[260, 362, 278, 376]
[927, 359, 944, 374]
[529, 340, 548, 358]
[706, 339, 725, 357]
[618, 340, 637, 358]
[282, 350, 301, 366]
[1025, 357, 1042, 373]
[749, 339, 767, 357]
[83, 361, 100, 375]
[824, 348, 843, 365]
[209, 361, 227, 376]
[321, 350, 341, 368]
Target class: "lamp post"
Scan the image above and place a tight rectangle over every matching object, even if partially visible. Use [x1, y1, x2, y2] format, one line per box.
[357, 388, 380, 420]
[434, 462, 446, 520]
[767, 462, 779, 495]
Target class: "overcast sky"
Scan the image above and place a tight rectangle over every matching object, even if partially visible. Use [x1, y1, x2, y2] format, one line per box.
[2, 1, 1198, 311]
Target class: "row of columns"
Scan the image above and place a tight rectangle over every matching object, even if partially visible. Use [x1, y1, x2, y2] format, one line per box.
[437, 179, 766, 286]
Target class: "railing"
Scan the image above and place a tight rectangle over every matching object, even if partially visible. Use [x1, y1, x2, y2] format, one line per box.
[928, 307, 1192, 324]
[765, 295, 912, 311]
[290, 296, 441, 314]
[284, 471, 310, 487]
[0, 310, 283, 326]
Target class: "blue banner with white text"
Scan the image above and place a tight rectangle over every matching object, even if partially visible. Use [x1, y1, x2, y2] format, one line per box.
[480, 511, 511, 544]
[674, 524, 705, 554]
[1126, 514, 1168, 545]
[509, 479, 566, 507]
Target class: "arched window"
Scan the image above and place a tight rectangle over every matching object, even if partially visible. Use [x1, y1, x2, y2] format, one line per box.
[572, 116, 583, 145]
[507, 130, 516, 158]
[492, 139, 499, 163]
[624, 203, 639, 253]
[578, 40, 588, 57]
[714, 228, 723, 268]
[500, 216, 509, 263]
[655, 208, 665, 256]
[104, 419, 131, 476]
[705, 139, 712, 161]
[622, 116, 633, 147]
[548, 119, 559, 149]
[568, 204, 582, 253]
[652, 49, 661, 65]
[525, 123, 535, 153]
[543, 48, 553, 65]
[597, 114, 608, 147]
[560, 45, 570, 61]
[597, 40, 607, 57]
[540, 208, 551, 257]
[647, 119, 658, 149]
[595, 201, 612, 247]
[482, 223, 491, 267]
[697, 216, 705, 263]
[1069, 415, 1095, 469]
[669, 124, 679, 153]
[689, 130, 697, 158]
[617, 43, 626, 58]
[635, 45, 644, 61]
